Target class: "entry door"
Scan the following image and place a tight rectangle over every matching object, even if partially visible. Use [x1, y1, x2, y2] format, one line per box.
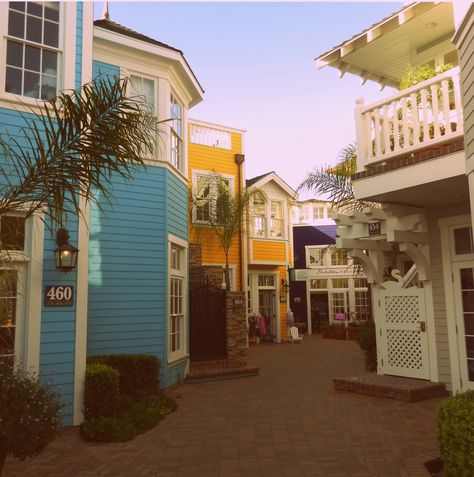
[378, 286, 430, 379]
[259, 290, 276, 337]
[453, 262, 474, 390]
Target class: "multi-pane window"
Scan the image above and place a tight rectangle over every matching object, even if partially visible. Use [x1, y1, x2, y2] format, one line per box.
[308, 248, 325, 267]
[0, 270, 19, 367]
[0, 216, 25, 251]
[170, 93, 183, 171]
[270, 201, 283, 238]
[332, 278, 349, 288]
[194, 174, 231, 224]
[454, 227, 474, 255]
[330, 292, 346, 320]
[313, 206, 325, 221]
[130, 75, 155, 114]
[355, 291, 370, 321]
[6, 2, 60, 100]
[310, 279, 327, 289]
[258, 275, 275, 287]
[252, 197, 266, 237]
[331, 249, 349, 266]
[169, 244, 185, 357]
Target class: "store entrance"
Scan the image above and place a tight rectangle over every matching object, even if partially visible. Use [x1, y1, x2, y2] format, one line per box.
[310, 292, 329, 333]
[259, 289, 276, 342]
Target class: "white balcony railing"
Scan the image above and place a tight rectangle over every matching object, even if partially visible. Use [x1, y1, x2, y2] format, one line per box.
[355, 67, 464, 171]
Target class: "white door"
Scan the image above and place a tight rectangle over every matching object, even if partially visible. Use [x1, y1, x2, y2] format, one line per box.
[378, 286, 430, 379]
[452, 262, 474, 390]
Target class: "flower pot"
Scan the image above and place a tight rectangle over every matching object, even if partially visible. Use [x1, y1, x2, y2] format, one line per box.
[334, 327, 346, 340]
[347, 327, 359, 340]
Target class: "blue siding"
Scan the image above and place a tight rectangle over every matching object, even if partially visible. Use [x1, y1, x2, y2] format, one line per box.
[93, 60, 120, 80]
[162, 171, 188, 388]
[88, 167, 167, 370]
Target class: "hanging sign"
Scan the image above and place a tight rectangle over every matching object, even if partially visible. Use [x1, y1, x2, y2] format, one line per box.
[45, 285, 74, 307]
[294, 269, 309, 281]
[368, 221, 382, 236]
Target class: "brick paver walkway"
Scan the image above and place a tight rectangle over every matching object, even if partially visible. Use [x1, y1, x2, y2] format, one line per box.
[4, 336, 444, 477]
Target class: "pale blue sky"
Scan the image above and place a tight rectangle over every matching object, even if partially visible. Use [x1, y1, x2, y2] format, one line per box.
[94, 2, 401, 194]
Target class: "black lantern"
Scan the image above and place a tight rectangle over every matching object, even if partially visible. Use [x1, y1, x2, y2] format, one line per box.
[54, 229, 79, 273]
[281, 278, 290, 292]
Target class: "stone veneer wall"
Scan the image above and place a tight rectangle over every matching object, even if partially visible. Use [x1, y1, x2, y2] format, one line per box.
[225, 293, 248, 368]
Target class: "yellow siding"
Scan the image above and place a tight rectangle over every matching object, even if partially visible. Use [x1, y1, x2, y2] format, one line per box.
[188, 124, 244, 290]
[252, 241, 286, 263]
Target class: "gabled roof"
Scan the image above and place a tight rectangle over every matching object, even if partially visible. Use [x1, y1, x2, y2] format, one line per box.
[315, 2, 455, 89]
[246, 171, 297, 199]
[93, 18, 204, 98]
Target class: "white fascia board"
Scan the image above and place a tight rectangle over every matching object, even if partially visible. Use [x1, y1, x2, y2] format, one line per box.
[93, 26, 204, 104]
[250, 173, 297, 199]
[353, 151, 466, 200]
[452, 3, 474, 48]
[189, 118, 246, 135]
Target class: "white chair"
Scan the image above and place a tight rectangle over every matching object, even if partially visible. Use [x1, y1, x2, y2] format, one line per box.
[289, 326, 303, 344]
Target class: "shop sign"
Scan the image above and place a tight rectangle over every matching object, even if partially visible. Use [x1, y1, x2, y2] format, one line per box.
[294, 269, 309, 281]
[334, 313, 347, 321]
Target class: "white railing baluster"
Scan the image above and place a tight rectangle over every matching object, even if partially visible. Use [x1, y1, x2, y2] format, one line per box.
[401, 96, 409, 149]
[383, 104, 390, 154]
[430, 84, 440, 139]
[393, 99, 400, 153]
[441, 79, 451, 135]
[374, 109, 381, 157]
[453, 71, 462, 131]
[410, 92, 420, 146]
[357, 67, 463, 167]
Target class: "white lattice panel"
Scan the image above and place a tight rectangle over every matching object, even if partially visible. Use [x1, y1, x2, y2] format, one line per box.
[387, 329, 423, 369]
[385, 296, 420, 324]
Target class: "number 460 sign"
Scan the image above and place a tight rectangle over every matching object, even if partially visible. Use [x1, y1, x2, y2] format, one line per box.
[45, 285, 74, 306]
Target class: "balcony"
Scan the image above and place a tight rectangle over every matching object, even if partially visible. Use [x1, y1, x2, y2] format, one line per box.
[355, 67, 463, 171]
[352, 67, 468, 207]
[251, 217, 284, 239]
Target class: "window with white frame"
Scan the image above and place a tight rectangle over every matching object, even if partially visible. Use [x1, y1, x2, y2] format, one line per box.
[0, 215, 29, 367]
[308, 247, 325, 267]
[331, 249, 349, 266]
[170, 93, 183, 172]
[251, 198, 285, 239]
[129, 74, 157, 156]
[313, 206, 325, 221]
[5, 2, 60, 100]
[193, 173, 232, 224]
[169, 242, 185, 359]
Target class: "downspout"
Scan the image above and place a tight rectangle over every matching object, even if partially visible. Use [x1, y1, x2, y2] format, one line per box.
[235, 154, 245, 291]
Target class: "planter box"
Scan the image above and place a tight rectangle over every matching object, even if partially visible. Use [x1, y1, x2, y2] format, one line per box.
[320, 327, 329, 338]
[328, 327, 346, 339]
[347, 327, 359, 340]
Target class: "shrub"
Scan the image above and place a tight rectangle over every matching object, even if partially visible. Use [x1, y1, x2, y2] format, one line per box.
[0, 363, 61, 475]
[357, 320, 377, 371]
[87, 355, 160, 398]
[84, 363, 120, 420]
[399, 63, 454, 90]
[438, 391, 474, 476]
[80, 417, 136, 442]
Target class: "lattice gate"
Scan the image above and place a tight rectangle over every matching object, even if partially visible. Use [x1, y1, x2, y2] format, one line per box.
[378, 286, 430, 379]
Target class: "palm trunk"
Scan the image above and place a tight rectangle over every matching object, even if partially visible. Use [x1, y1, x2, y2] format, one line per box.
[225, 254, 230, 292]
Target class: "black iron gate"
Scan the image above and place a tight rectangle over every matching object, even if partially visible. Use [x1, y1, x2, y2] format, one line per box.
[189, 281, 227, 361]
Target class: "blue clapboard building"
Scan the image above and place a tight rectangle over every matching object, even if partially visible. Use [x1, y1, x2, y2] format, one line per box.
[0, 2, 203, 425]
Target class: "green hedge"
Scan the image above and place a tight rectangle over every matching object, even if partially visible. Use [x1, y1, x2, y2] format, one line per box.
[438, 391, 474, 476]
[87, 354, 160, 398]
[84, 363, 120, 420]
[357, 320, 377, 371]
[81, 354, 176, 443]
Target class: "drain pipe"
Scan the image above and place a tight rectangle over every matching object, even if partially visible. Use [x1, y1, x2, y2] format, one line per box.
[235, 153, 245, 292]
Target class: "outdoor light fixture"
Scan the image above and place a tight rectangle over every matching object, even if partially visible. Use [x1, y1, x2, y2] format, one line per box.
[281, 279, 290, 292]
[54, 228, 79, 273]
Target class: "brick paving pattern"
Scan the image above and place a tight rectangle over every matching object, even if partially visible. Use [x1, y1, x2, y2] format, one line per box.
[4, 336, 444, 477]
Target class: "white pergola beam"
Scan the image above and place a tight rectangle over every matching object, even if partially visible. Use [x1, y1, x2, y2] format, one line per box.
[337, 237, 392, 251]
[387, 230, 429, 244]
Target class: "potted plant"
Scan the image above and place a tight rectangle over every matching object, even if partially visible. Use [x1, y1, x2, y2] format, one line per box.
[319, 320, 329, 338]
[328, 322, 346, 340]
[347, 322, 359, 340]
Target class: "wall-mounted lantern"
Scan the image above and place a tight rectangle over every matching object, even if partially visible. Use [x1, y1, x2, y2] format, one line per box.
[54, 229, 79, 273]
[281, 278, 290, 293]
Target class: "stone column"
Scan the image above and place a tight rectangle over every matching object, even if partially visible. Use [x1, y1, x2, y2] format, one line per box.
[225, 292, 247, 368]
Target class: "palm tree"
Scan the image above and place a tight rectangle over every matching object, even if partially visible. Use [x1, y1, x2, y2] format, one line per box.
[298, 143, 376, 213]
[190, 173, 266, 291]
[0, 75, 157, 229]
